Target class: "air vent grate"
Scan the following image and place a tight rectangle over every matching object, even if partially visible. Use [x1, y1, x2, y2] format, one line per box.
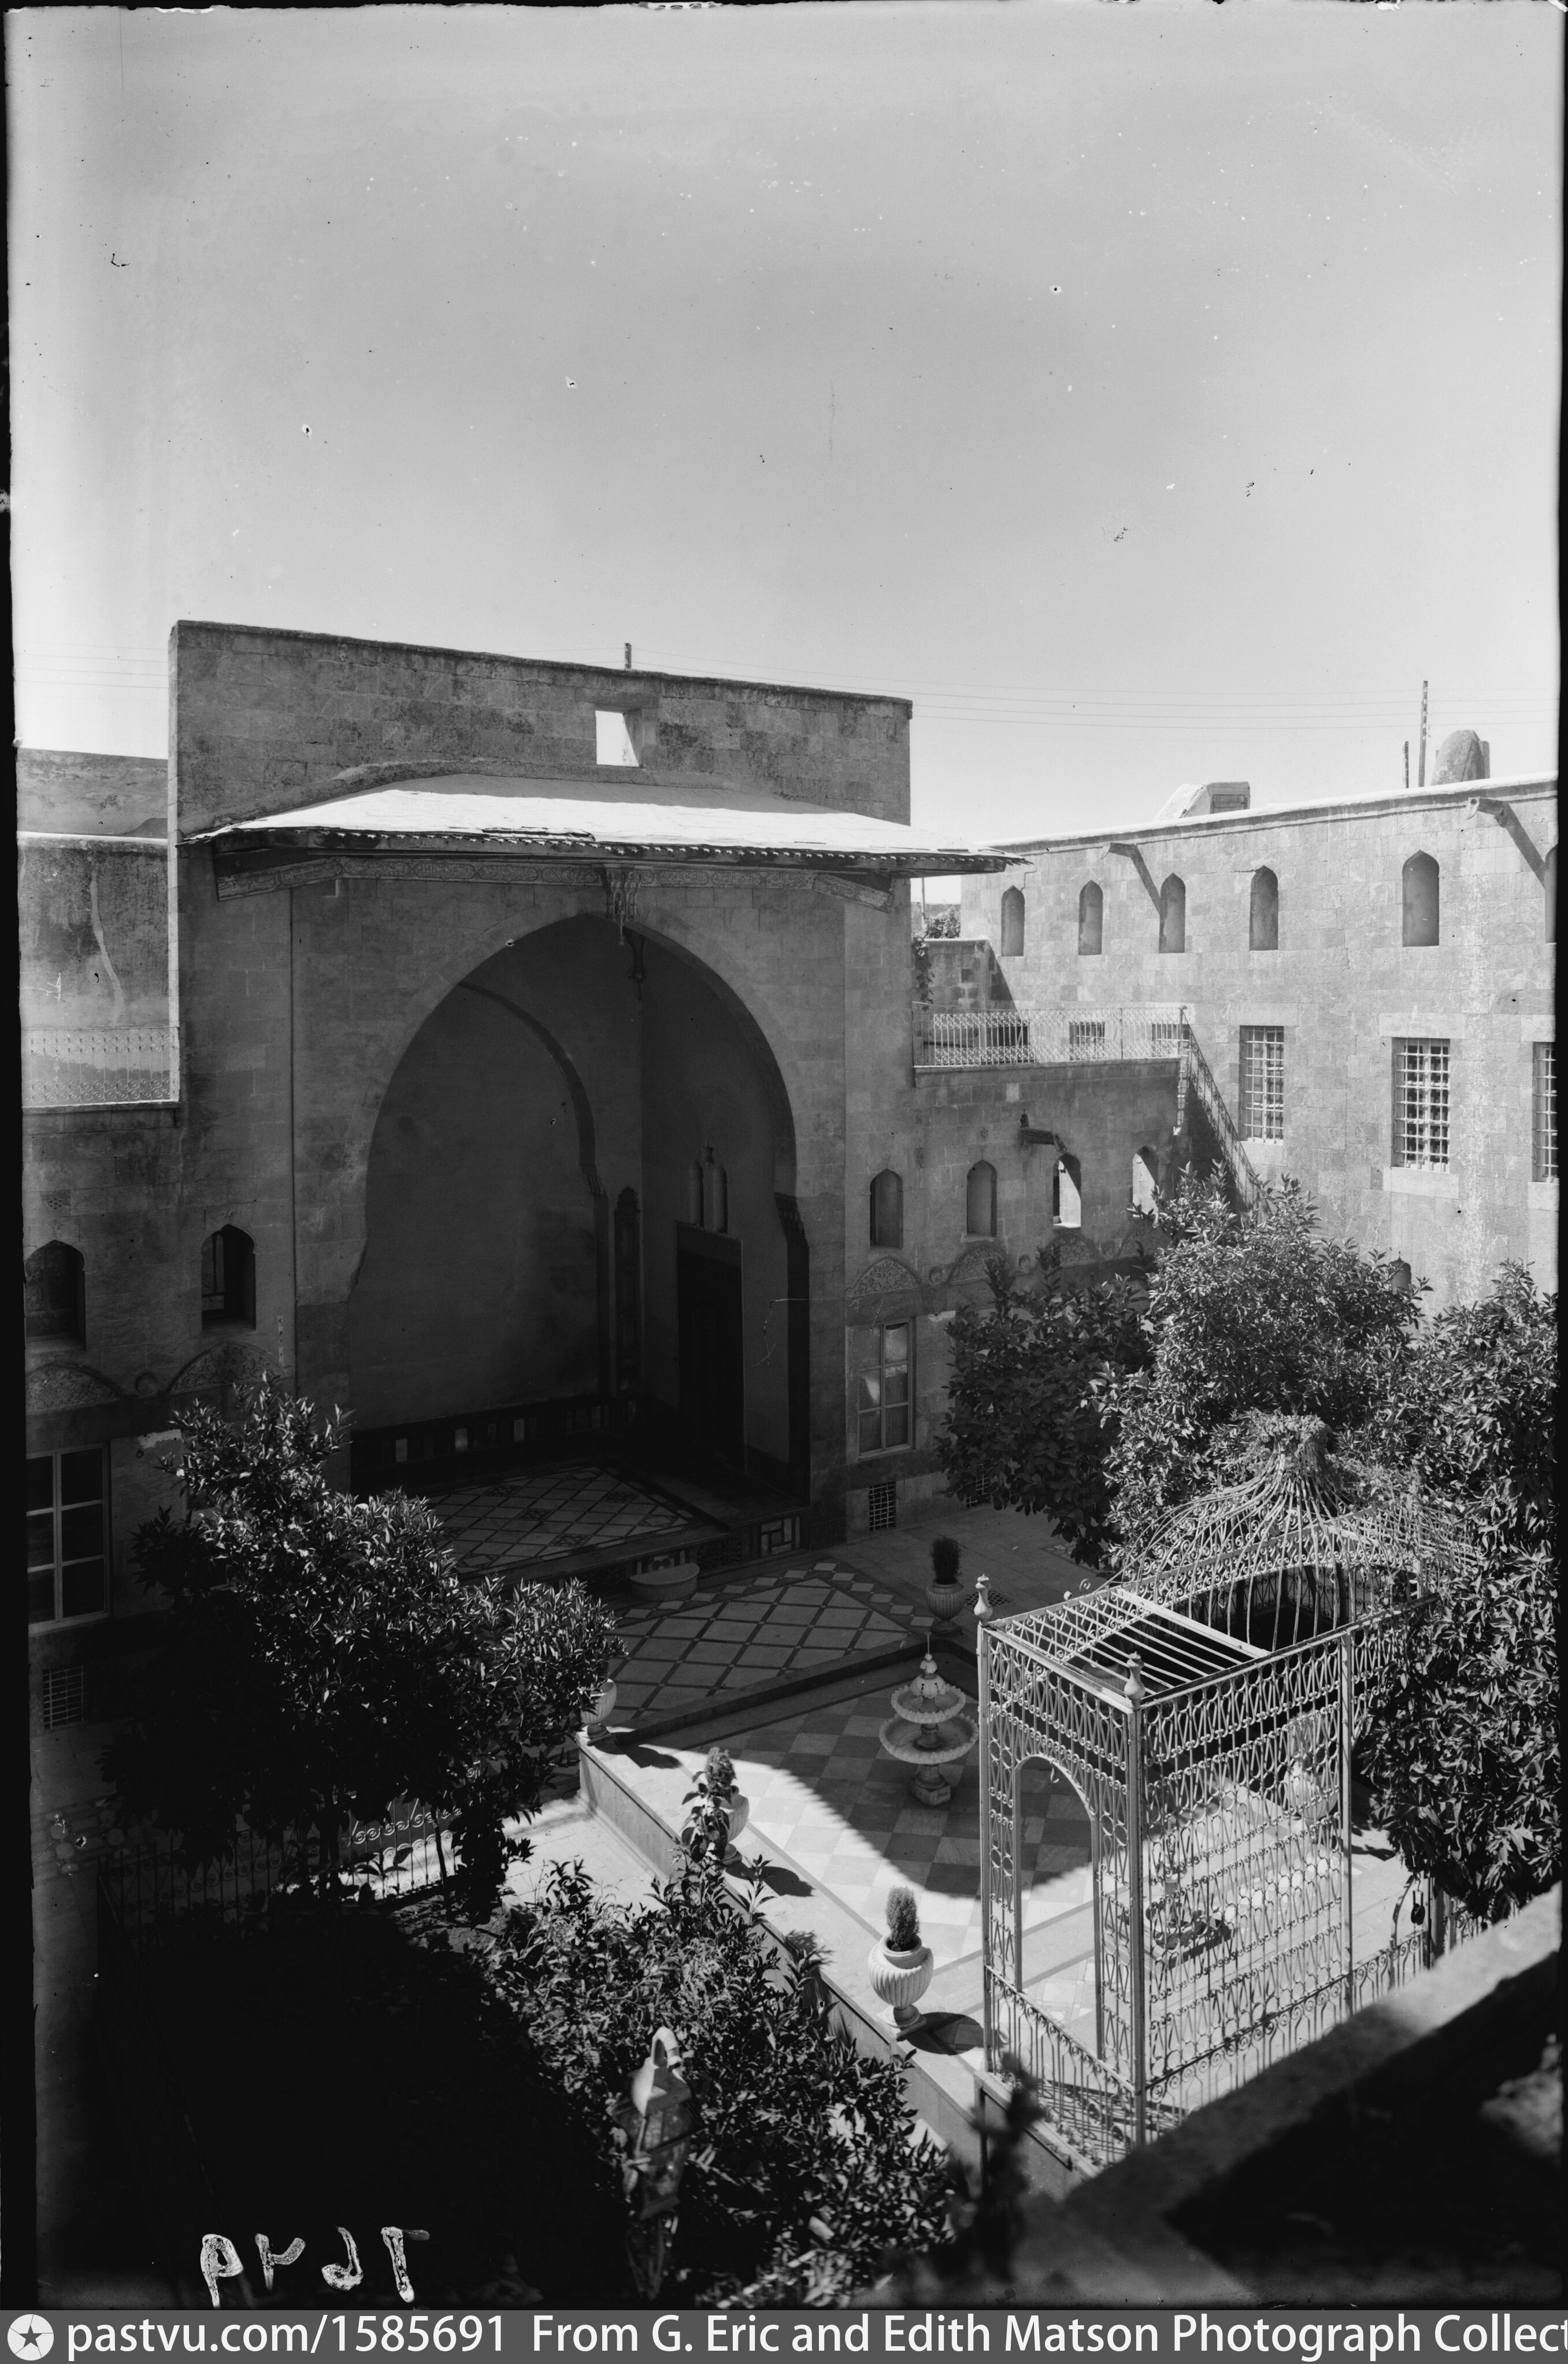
[43, 1664, 85, 1729]
[867, 1482, 898, 1533]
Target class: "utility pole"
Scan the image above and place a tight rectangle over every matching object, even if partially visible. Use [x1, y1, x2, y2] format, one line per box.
[625, 642, 632, 671]
[1403, 740, 1410, 792]
[1417, 680, 1429, 787]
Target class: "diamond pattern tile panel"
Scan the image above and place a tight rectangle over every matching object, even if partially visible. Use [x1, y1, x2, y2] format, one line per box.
[610, 1563, 920, 1725]
[430, 1463, 690, 1573]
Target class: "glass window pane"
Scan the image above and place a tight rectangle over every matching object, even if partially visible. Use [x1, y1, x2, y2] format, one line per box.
[60, 1449, 103, 1506]
[28, 1457, 55, 1512]
[858, 1375, 883, 1411]
[61, 1504, 105, 1562]
[61, 1559, 107, 1619]
[858, 1409, 884, 1454]
[885, 1407, 910, 1448]
[883, 1325, 909, 1367]
[885, 1368, 910, 1408]
[28, 1567, 56, 1625]
[28, 1515, 55, 1570]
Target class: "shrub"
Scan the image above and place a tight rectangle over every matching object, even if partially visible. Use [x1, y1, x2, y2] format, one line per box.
[885, 1886, 922, 1951]
[1106, 1176, 1417, 1548]
[1359, 1549, 1560, 1923]
[489, 1841, 950, 2304]
[103, 1378, 618, 1919]
[936, 1249, 1152, 1566]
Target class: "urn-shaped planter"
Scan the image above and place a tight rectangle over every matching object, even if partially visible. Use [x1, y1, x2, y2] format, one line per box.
[925, 1534, 973, 1630]
[629, 1556, 699, 1604]
[868, 1884, 934, 2028]
[588, 1675, 618, 1730]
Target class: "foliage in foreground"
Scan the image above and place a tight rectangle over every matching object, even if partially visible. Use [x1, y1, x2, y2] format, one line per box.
[935, 1247, 1151, 1565]
[486, 1770, 951, 2305]
[102, 1378, 618, 1918]
[1360, 1547, 1560, 1924]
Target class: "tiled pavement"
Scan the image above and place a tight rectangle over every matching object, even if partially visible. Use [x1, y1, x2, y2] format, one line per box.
[655, 1690, 1099, 2018]
[431, 1461, 691, 1575]
[609, 1560, 924, 1727]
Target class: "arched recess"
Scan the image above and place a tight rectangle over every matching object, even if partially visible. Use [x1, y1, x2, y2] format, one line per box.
[1159, 875, 1187, 955]
[1249, 867, 1279, 952]
[1402, 852, 1440, 947]
[346, 912, 809, 1494]
[1000, 886, 1026, 958]
[1078, 882, 1103, 957]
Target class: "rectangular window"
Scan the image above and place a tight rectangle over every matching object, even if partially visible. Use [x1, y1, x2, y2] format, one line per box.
[1068, 1019, 1106, 1061]
[27, 1447, 109, 1625]
[857, 1322, 911, 1455]
[1393, 1039, 1451, 1171]
[1533, 1042, 1558, 1182]
[1240, 1026, 1285, 1141]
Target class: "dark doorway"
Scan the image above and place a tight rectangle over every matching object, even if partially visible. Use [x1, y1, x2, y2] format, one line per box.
[676, 1223, 744, 1466]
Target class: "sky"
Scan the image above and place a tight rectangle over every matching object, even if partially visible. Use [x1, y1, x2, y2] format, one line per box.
[8, 3, 1561, 848]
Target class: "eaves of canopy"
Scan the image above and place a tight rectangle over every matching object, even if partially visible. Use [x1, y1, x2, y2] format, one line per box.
[189, 769, 1015, 898]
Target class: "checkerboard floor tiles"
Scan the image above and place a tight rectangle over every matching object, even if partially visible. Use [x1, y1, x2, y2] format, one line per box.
[659, 1691, 1100, 2026]
[610, 1562, 922, 1725]
[431, 1462, 690, 1574]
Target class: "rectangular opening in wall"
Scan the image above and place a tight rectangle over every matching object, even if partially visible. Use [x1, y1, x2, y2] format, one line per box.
[867, 1481, 898, 1532]
[1533, 1042, 1558, 1182]
[595, 711, 640, 767]
[1393, 1038, 1451, 1171]
[43, 1664, 85, 1730]
[1240, 1025, 1285, 1141]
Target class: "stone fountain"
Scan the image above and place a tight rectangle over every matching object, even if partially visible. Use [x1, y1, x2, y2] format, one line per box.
[878, 1645, 978, 1807]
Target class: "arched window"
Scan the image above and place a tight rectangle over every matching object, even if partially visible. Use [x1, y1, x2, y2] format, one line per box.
[711, 1166, 729, 1235]
[1052, 1155, 1082, 1231]
[1249, 867, 1279, 952]
[1390, 1259, 1413, 1294]
[1077, 881, 1103, 957]
[24, 1241, 84, 1344]
[1130, 1148, 1159, 1218]
[688, 1163, 705, 1229]
[1546, 847, 1557, 946]
[869, 1170, 903, 1250]
[965, 1160, 997, 1239]
[201, 1226, 255, 1328]
[1402, 852, 1440, 948]
[1000, 886, 1025, 958]
[1159, 874, 1186, 955]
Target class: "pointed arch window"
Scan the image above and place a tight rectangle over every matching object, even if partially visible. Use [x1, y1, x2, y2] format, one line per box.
[1402, 852, 1440, 948]
[1159, 875, 1186, 955]
[869, 1170, 904, 1251]
[25, 1241, 85, 1344]
[1000, 886, 1025, 958]
[201, 1226, 256, 1327]
[1077, 882, 1103, 957]
[1052, 1155, 1081, 1230]
[1249, 867, 1279, 952]
[965, 1160, 998, 1239]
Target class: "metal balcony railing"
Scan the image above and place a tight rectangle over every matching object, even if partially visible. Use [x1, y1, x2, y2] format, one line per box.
[912, 1002, 1188, 1072]
[23, 1025, 179, 1109]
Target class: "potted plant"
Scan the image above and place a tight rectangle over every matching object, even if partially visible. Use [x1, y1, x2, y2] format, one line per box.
[925, 1534, 972, 1630]
[680, 1744, 750, 1859]
[866, 1883, 935, 2029]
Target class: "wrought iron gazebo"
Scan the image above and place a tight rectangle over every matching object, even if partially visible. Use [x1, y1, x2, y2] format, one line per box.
[979, 1420, 1480, 2167]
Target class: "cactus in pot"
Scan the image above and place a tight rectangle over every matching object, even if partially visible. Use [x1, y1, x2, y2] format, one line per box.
[868, 1882, 935, 2029]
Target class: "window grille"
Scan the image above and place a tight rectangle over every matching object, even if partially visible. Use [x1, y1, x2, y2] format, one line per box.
[43, 1665, 85, 1730]
[1240, 1026, 1285, 1140]
[1068, 1019, 1107, 1061]
[857, 1323, 911, 1455]
[1394, 1039, 1450, 1170]
[1533, 1042, 1558, 1182]
[867, 1481, 898, 1532]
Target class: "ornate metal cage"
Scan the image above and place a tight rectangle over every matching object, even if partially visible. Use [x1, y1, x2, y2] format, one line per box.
[979, 1424, 1479, 2168]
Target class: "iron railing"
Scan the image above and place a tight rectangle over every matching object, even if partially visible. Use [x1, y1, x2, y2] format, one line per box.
[1175, 1024, 1261, 1207]
[913, 1002, 1188, 1072]
[23, 1024, 179, 1108]
[100, 1806, 457, 1949]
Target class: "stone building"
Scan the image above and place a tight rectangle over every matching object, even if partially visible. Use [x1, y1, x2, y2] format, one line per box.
[21, 621, 1020, 1727]
[953, 753, 1558, 1311]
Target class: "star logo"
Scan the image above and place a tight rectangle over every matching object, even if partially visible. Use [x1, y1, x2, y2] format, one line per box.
[9, 2321, 54, 2360]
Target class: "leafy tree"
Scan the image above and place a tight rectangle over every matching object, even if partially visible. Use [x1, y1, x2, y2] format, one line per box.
[1363, 1262, 1556, 1566]
[489, 1759, 950, 2305]
[1105, 1175, 1417, 1549]
[1359, 1548, 1560, 1923]
[102, 1378, 618, 1919]
[935, 1249, 1152, 1565]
